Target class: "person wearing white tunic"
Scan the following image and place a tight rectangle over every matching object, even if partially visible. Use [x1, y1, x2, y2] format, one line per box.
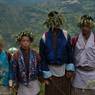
[71, 15, 95, 95]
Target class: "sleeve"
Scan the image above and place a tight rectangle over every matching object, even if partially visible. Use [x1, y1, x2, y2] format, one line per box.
[65, 35, 75, 72]
[39, 38, 52, 79]
[7, 52, 13, 80]
[9, 59, 13, 80]
[12, 53, 19, 87]
[33, 50, 42, 77]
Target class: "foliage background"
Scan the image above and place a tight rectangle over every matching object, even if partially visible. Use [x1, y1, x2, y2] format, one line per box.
[0, 0, 95, 48]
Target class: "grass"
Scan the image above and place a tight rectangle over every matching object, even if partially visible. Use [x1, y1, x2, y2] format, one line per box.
[39, 84, 45, 95]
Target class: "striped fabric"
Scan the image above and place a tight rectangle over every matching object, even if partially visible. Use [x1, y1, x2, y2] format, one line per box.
[71, 87, 95, 95]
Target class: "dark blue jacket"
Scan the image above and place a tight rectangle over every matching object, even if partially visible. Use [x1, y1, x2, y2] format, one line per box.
[39, 29, 73, 73]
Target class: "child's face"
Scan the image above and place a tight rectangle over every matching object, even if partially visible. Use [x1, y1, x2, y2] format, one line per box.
[20, 36, 31, 49]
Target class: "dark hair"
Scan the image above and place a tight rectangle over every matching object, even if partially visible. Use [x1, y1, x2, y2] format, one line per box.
[48, 11, 58, 17]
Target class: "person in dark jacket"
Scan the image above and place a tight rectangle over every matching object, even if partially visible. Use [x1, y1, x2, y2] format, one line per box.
[13, 31, 41, 95]
[39, 11, 75, 95]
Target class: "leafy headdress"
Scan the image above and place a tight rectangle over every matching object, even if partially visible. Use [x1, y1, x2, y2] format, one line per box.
[44, 11, 64, 29]
[16, 30, 33, 43]
[78, 15, 95, 28]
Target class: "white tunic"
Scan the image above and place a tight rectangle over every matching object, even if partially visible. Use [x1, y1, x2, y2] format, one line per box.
[49, 64, 65, 77]
[17, 80, 40, 95]
[72, 32, 95, 89]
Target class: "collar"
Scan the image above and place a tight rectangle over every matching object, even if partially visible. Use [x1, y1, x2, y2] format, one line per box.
[76, 32, 94, 49]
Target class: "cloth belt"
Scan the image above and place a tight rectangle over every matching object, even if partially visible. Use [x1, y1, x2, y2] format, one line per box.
[77, 66, 95, 71]
[47, 76, 64, 81]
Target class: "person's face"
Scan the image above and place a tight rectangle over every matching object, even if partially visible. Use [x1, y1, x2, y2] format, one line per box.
[81, 26, 91, 36]
[0, 41, 4, 51]
[53, 26, 60, 32]
[20, 36, 31, 50]
[0, 44, 3, 51]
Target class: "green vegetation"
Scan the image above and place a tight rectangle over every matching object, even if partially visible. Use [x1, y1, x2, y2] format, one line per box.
[0, 0, 95, 49]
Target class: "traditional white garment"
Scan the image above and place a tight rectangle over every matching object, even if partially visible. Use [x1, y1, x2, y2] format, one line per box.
[48, 64, 65, 77]
[17, 80, 40, 95]
[72, 32, 95, 89]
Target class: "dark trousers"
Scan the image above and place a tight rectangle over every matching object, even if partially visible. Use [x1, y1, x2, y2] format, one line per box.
[45, 76, 71, 95]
